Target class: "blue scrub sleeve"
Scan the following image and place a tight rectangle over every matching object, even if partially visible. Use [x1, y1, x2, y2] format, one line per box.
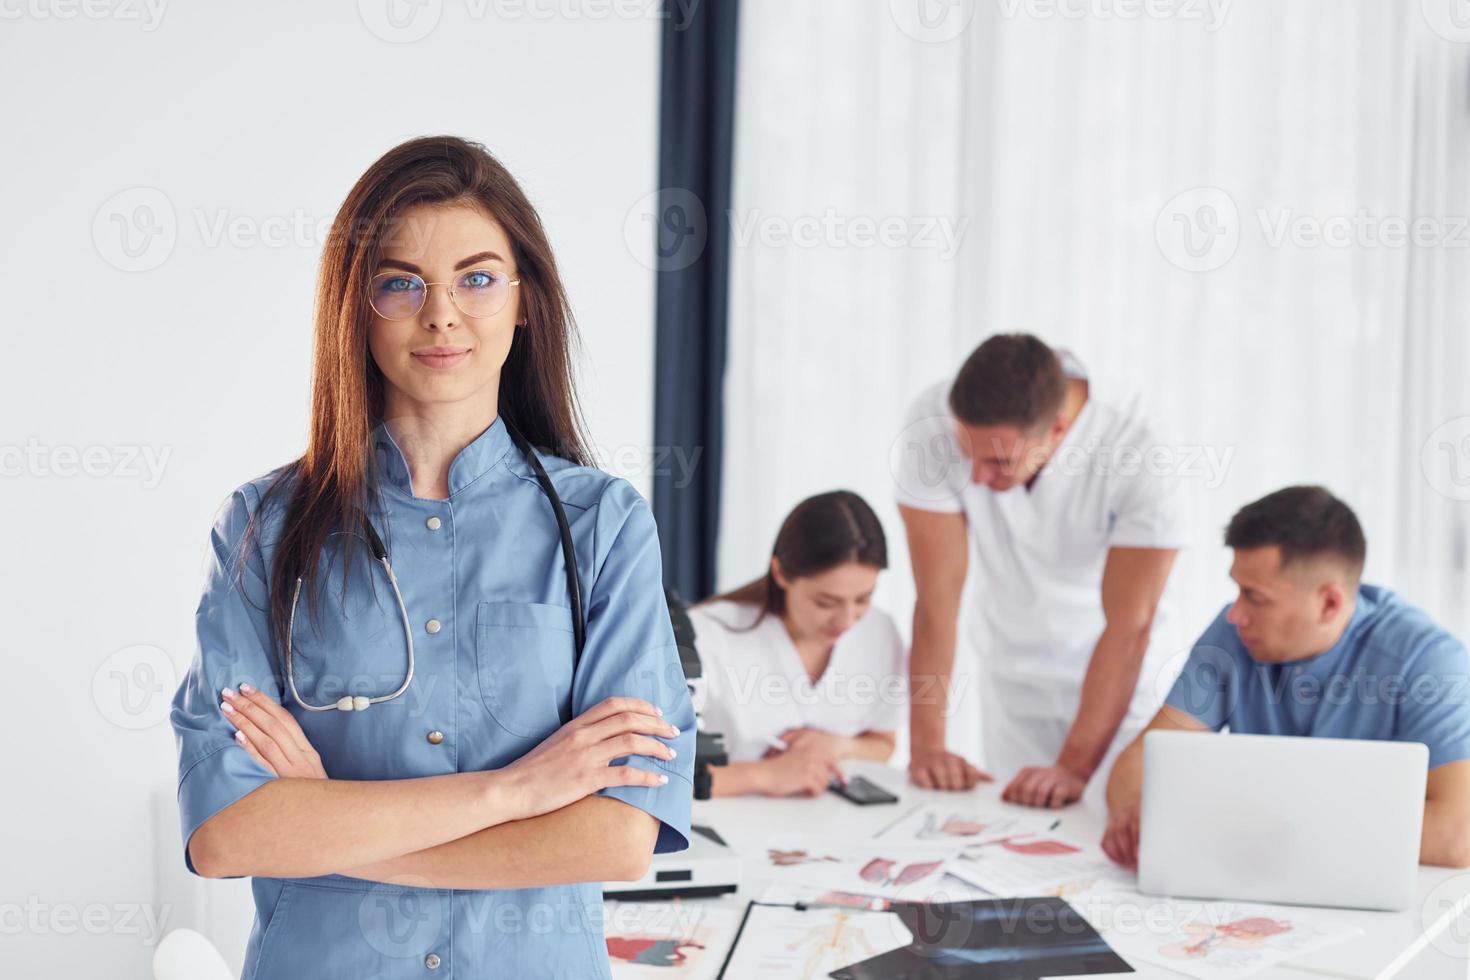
[1396, 636, 1470, 770]
[170, 485, 281, 876]
[1163, 608, 1240, 731]
[573, 481, 695, 854]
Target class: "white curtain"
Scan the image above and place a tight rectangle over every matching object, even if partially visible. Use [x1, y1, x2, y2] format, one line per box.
[721, 0, 1470, 763]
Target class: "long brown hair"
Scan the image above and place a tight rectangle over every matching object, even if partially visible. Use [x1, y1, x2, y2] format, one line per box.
[708, 490, 888, 628]
[244, 135, 591, 660]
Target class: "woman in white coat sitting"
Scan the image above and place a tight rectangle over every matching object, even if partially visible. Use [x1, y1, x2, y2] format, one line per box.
[691, 491, 907, 797]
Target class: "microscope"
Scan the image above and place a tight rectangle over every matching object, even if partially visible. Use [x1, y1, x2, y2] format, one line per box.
[602, 589, 742, 899]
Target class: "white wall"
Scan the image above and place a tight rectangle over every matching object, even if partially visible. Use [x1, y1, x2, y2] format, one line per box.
[720, 0, 1470, 771]
[0, 5, 662, 977]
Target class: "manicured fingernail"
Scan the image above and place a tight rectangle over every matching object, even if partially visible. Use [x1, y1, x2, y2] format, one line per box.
[220, 701, 235, 715]
[221, 687, 236, 699]
[239, 683, 254, 694]
[655, 706, 663, 716]
[234, 730, 247, 745]
[667, 748, 677, 759]
[668, 726, 680, 737]
[658, 774, 669, 784]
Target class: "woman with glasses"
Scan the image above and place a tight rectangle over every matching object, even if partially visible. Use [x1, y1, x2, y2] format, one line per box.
[169, 136, 694, 979]
[692, 491, 907, 797]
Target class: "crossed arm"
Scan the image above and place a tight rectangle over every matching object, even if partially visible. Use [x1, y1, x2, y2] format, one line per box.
[335, 796, 660, 889]
[188, 688, 674, 887]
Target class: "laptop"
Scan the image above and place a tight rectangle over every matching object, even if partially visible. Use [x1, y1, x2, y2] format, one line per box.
[1139, 731, 1427, 911]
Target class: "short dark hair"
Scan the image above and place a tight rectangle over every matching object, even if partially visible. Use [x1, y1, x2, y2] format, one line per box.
[948, 333, 1067, 429]
[1225, 485, 1366, 580]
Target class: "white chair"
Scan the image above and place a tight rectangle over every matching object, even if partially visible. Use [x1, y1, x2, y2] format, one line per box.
[152, 928, 233, 980]
[152, 788, 256, 977]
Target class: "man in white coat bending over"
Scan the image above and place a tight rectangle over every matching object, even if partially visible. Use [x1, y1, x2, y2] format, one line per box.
[894, 334, 1187, 808]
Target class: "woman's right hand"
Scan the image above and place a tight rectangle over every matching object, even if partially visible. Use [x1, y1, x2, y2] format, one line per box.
[499, 697, 679, 822]
[757, 740, 846, 797]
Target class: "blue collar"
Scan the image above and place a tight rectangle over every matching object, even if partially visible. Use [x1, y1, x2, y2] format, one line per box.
[370, 415, 515, 498]
[1283, 584, 1378, 681]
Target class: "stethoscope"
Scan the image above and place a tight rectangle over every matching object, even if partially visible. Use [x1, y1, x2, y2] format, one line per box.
[284, 419, 587, 712]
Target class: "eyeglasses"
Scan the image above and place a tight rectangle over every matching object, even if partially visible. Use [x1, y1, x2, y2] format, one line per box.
[368, 268, 521, 321]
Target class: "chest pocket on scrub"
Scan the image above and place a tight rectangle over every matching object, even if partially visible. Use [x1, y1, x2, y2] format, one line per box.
[475, 600, 577, 740]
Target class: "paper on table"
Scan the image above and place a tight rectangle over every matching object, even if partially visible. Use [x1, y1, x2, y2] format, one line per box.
[603, 901, 742, 979]
[757, 873, 993, 912]
[872, 803, 1062, 852]
[755, 834, 979, 903]
[1071, 889, 1362, 980]
[944, 831, 1134, 898]
[717, 902, 912, 980]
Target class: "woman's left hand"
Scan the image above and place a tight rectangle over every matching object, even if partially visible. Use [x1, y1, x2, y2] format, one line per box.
[771, 727, 852, 760]
[220, 684, 328, 779]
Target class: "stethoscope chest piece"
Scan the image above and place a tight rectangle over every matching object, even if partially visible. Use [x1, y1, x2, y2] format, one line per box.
[282, 419, 586, 715]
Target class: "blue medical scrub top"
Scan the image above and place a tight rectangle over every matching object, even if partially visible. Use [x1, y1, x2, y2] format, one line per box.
[170, 417, 695, 979]
[1165, 584, 1470, 769]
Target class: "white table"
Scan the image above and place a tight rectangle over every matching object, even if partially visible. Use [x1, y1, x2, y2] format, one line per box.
[680, 760, 1470, 979]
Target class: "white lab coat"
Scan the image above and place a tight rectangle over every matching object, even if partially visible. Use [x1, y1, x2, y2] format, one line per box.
[893, 351, 1189, 805]
[688, 600, 908, 763]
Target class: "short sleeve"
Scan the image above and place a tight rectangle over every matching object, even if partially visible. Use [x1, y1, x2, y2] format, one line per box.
[893, 382, 966, 514]
[574, 480, 696, 854]
[866, 610, 908, 733]
[170, 484, 282, 876]
[1105, 425, 1192, 550]
[1396, 636, 1470, 770]
[1163, 608, 1242, 731]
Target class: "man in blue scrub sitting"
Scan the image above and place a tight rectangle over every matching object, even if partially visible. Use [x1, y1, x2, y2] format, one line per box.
[1102, 485, 1470, 868]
